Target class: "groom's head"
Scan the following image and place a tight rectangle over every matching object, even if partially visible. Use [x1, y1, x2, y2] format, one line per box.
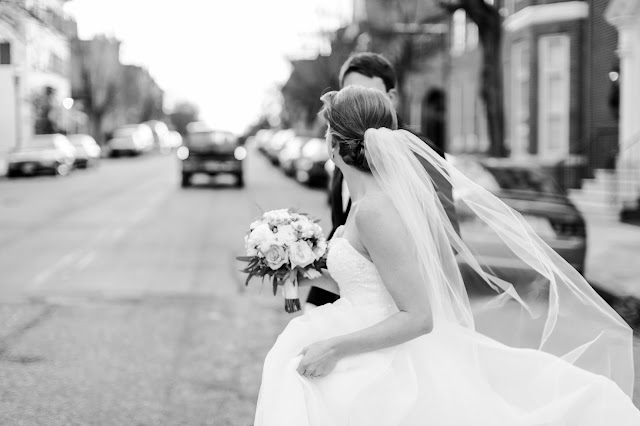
[339, 53, 399, 108]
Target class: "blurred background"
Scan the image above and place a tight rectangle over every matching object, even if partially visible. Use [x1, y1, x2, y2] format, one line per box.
[0, 0, 639, 424]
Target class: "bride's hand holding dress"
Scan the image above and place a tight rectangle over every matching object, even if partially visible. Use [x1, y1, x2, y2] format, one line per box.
[297, 196, 432, 379]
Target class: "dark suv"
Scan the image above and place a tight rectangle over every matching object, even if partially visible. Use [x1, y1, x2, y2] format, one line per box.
[179, 124, 246, 188]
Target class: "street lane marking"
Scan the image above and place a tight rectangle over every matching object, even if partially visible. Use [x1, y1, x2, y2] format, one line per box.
[26, 184, 172, 290]
[75, 250, 96, 271]
[31, 249, 84, 289]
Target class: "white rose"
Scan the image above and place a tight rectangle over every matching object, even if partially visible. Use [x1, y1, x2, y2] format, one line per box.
[264, 245, 288, 270]
[263, 209, 292, 226]
[244, 234, 259, 256]
[289, 241, 316, 269]
[293, 220, 315, 239]
[249, 220, 263, 230]
[274, 224, 296, 245]
[313, 239, 328, 260]
[248, 223, 277, 253]
[311, 223, 323, 238]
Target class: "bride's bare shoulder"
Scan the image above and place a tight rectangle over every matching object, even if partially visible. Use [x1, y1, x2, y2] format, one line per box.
[355, 193, 402, 235]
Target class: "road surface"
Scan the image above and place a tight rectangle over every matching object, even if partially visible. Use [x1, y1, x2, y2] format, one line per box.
[0, 149, 329, 425]
[0, 148, 637, 425]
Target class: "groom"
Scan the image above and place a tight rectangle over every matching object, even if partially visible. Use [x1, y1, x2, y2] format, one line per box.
[306, 52, 460, 308]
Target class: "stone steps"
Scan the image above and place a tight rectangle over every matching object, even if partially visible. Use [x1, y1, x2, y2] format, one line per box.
[569, 168, 640, 222]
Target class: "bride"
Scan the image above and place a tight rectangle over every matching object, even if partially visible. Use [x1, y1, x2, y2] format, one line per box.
[254, 86, 640, 425]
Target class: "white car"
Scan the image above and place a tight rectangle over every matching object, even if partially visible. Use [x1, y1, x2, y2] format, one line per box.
[7, 134, 76, 177]
[67, 134, 102, 168]
[107, 124, 154, 156]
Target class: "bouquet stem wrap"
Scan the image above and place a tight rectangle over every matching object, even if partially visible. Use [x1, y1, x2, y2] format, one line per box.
[282, 275, 300, 313]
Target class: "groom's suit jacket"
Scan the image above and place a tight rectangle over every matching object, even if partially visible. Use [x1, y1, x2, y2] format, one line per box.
[306, 125, 460, 307]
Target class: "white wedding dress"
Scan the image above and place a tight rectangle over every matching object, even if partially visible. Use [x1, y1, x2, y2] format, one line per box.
[254, 236, 640, 425]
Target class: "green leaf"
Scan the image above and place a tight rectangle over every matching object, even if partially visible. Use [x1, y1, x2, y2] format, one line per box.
[236, 256, 255, 262]
[245, 271, 255, 287]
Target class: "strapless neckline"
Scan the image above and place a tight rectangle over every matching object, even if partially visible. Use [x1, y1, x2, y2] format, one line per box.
[332, 237, 373, 264]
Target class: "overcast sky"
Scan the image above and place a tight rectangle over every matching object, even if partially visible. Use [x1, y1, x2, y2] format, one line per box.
[64, 0, 352, 133]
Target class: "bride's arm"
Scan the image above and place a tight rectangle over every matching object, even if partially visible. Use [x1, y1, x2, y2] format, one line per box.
[297, 199, 432, 377]
[298, 270, 340, 295]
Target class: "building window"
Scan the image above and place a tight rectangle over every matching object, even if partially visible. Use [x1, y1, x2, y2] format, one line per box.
[0, 42, 10, 65]
[464, 80, 476, 151]
[451, 10, 466, 56]
[538, 34, 570, 158]
[510, 40, 530, 157]
[451, 83, 464, 151]
[466, 21, 479, 51]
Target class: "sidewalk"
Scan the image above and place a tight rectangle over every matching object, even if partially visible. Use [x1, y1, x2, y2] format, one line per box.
[583, 218, 640, 332]
[584, 219, 640, 300]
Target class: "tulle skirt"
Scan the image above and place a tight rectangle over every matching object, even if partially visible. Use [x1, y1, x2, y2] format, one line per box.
[254, 299, 640, 426]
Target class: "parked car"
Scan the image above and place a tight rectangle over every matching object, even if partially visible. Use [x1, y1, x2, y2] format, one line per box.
[265, 129, 295, 164]
[7, 134, 76, 177]
[178, 123, 245, 188]
[107, 124, 154, 156]
[278, 136, 310, 176]
[67, 134, 101, 168]
[450, 156, 587, 275]
[255, 129, 275, 154]
[143, 120, 173, 152]
[167, 130, 183, 149]
[293, 137, 330, 187]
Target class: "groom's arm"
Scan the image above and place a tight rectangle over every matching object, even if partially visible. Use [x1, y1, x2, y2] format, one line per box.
[306, 169, 346, 307]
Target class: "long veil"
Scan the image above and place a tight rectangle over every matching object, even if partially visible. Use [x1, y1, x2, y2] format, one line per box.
[364, 128, 634, 396]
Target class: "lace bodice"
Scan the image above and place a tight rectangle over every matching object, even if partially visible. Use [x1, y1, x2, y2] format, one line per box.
[326, 238, 397, 311]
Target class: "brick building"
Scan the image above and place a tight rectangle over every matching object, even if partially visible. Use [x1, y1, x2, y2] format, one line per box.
[571, 0, 640, 220]
[585, 0, 620, 172]
[448, 0, 624, 191]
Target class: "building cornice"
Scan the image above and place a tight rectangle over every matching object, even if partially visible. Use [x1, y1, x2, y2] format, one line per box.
[606, 0, 640, 29]
[504, 1, 589, 33]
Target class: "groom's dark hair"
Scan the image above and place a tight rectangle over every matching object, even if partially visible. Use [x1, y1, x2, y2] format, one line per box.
[339, 53, 397, 92]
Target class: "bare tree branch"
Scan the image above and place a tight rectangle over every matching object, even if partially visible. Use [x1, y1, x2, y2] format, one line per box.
[438, 0, 506, 156]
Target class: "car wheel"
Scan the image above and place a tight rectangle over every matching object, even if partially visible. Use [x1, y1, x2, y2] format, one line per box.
[181, 173, 192, 187]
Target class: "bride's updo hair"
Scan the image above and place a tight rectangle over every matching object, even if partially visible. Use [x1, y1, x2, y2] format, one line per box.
[320, 86, 398, 172]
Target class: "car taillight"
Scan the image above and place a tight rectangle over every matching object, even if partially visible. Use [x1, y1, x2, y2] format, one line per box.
[550, 219, 586, 238]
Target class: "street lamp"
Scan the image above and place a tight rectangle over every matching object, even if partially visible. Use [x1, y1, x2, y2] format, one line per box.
[62, 98, 74, 134]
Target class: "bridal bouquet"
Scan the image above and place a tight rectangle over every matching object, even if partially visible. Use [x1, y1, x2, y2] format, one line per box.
[237, 209, 328, 313]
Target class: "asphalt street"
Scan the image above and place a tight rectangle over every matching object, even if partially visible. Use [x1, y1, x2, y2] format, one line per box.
[0, 149, 330, 425]
[0, 148, 638, 425]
